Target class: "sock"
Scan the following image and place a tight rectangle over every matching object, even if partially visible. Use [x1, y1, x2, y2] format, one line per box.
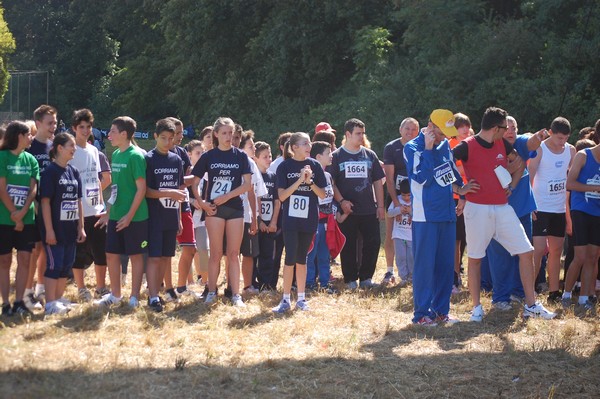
[579, 295, 588, 305]
[35, 283, 45, 295]
[297, 292, 305, 302]
[150, 296, 159, 303]
[562, 292, 571, 299]
[387, 266, 393, 273]
[176, 286, 187, 294]
[24, 288, 33, 296]
[283, 294, 291, 303]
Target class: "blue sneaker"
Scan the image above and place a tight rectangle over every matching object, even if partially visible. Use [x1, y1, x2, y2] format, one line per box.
[272, 300, 291, 313]
[295, 300, 310, 311]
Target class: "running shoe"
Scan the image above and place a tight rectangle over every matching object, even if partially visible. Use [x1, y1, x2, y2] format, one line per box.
[414, 316, 437, 326]
[78, 288, 93, 302]
[381, 272, 395, 285]
[93, 293, 121, 307]
[470, 304, 484, 322]
[492, 301, 512, 311]
[272, 300, 291, 313]
[523, 301, 557, 319]
[231, 294, 246, 307]
[295, 300, 310, 311]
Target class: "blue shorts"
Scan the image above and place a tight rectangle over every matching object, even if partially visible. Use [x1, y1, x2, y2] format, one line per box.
[106, 220, 148, 255]
[44, 242, 76, 279]
[148, 227, 178, 258]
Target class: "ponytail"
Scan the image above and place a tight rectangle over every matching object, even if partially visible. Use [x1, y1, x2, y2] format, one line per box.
[283, 132, 310, 160]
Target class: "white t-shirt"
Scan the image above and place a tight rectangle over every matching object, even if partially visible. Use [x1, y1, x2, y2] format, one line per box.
[70, 143, 104, 217]
[390, 196, 412, 241]
[242, 158, 267, 223]
[267, 156, 284, 174]
[192, 175, 207, 228]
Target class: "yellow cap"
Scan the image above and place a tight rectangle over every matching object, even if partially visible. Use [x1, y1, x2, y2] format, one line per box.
[430, 109, 458, 137]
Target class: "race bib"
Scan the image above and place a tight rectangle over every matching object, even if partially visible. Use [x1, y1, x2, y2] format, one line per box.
[107, 184, 117, 205]
[288, 194, 309, 219]
[344, 161, 368, 178]
[319, 183, 334, 205]
[7, 184, 28, 207]
[60, 200, 79, 221]
[433, 162, 456, 187]
[585, 178, 600, 200]
[547, 178, 566, 195]
[261, 200, 273, 221]
[395, 174, 407, 190]
[210, 179, 232, 200]
[85, 186, 100, 207]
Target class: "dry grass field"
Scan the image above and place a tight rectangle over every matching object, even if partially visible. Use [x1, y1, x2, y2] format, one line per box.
[1, 250, 600, 399]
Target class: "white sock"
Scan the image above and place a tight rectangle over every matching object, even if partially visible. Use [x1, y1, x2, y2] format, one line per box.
[579, 295, 588, 305]
[35, 283, 45, 295]
[24, 288, 33, 296]
[562, 292, 571, 299]
[283, 294, 291, 303]
[387, 266, 393, 273]
[297, 292, 305, 302]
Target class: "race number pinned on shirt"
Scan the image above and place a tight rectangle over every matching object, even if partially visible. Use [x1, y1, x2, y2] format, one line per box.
[261, 200, 273, 221]
[159, 189, 180, 209]
[60, 200, 79, 221]
[547, 178, 566, 195]
[288, 194, 309, 219]
[344, 161, 368, 178]
[210, 178, 232, 200]
[85, 185, 100, 207]
[395, 174, 407, 191]
[433, 162, 456, 187]
[319, 183, 334, 205]
[7, 184, 28, 207]
[107, 184, 118, 205]
[585, 178, 600, 200]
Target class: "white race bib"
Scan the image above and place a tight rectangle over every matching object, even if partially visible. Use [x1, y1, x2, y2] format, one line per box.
[210, 179, 232, 200]
[7, 184, 28, 207]
[85, 186, 100, 207]
[547, 178, 566, 195]
[261, 200, 273, 221]
[319, 183, 334, 205]
[585, 178, 600, 200]
[433, 162, 456, 187]
[395, 174, 407, 190]
[60, 200, 79, 221]
[288, 194, 309, 219]
[107, 184, 118, 205]
[344, 161, 368, 178]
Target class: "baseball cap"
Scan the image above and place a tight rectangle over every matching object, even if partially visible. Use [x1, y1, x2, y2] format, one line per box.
[430, 109, 458, 137]
[315, 122, 336, 134]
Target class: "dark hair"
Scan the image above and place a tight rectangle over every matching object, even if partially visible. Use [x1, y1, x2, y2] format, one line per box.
[0, 121, 30, 151]
[185, 139, 203, 153]
[200, 126, 213, 140]
[239, 130, 255, 149]
[212, 117, 235, 149]
[33, 104, 57, 122]
[575, 138, 595, 151]
[49, 132, 75, 160]
[578, 126, 594, 140]
[234, 123, 243, 136]
[593, 119, 600, 144]
[454, 113, 471, 129]
[71, 108, 94, 127]
[167, 117, 183, 128]
[254, 141, 271, 158]
[276, 132, 293, 154]
[155, 118, 176, 135]
[344, 118, 365, 134]
[310, 141, 331, 158]
[112, 116, 137, 140]
[399, 178, 410, 195]
[283, 132, 310, 160]
[481, 107, 508, 130]
[312, 131, 336, 148]
[550, 117, 571, 135]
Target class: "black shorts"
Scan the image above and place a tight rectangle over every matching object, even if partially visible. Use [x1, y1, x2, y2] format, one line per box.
[0, 224, 37, 255]
[532, 211, 566, 237]
[106, 220, 149, 255]
[73, 216, 107, 269]
[148, 227, 178, 258]
[209, 205, 243, 221]
[571, 210, 600, 246]
[241, 222, 259, 257]
[44, 242, 76, 279]
[454, 199, 466, 242]
[283, 229, 315, 266]
[33, 214, 42, 243]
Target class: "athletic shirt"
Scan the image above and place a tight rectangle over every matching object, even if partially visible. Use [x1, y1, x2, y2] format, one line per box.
[170, 145, 192, 213]
[39, 163, 82, 243]
[71, 143, 104, 217]
[532, 141, 572, 213]
[330, 146, 385, 215]
[570, 148, 600, 216]
[145, 149, 183, 231]
[0, 150, 39, 225]
[449, 137, 467, 200]
[241, 158, 267, 223]
[108, 145, 149, 222]
[391, 196, 412, 241]
[98, 151, 110, 178]
[260, 170, 278, 223]
[509, 135, 537, 217]
[383, 138, 408, 193]
[276, 157, 327, 232]
[26, 138, 52, 174]
[458, 136, 510, 205]
[191, 147, 251, 211]
[318, 171, 334, 216]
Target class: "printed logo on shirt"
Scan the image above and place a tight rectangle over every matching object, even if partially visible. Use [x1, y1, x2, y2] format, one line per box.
[555, 161, 564, 168]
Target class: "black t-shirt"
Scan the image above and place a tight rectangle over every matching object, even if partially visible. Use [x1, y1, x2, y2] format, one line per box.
[383, 138, 408, 193]
[453, 136, 513, 162]
[260, 170, 278, 223]
[145, 149, 184, 231]
[171, 145, 192, 213]
[27, 138, 52, 174]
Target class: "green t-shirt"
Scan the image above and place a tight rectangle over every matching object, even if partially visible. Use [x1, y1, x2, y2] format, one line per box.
[108, 145, 148, 222]
[0, 150, 39, 225]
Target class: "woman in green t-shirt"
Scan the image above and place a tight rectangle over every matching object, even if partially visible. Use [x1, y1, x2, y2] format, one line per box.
[0, 121, 39, 316]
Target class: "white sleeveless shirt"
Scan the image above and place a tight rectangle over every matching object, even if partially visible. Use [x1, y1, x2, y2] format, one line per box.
[532, 141, 572, 213]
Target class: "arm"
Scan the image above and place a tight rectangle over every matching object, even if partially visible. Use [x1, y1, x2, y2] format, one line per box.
[41, 197, 56, 245]
[77, 199, 86, 243]
[278, 168, 310, 203]
[507, 152, 526, 193]
[383, 164, 400, 207]
[116, 177, 146, 231]
[267, 199, 280, 233]
[100, 171, 112, 190]
[526, 129, 548, 151]
[183, 174, 195, 187]
[373, 179, 385, 220]
[145, 186, 187, 201]
[566, 152, 598, 193]
[248, 185, 258, 235]
[213, 173, 252, 206]
[528, 145, 542, 185]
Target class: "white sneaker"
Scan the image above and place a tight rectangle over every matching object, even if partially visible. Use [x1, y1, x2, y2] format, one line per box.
[177, 289, 203, 300]
[243, 286, 259, 295]
[93, 293, 122, 307]
[24, 293, 43, 311]
[470, 304, 484, 322]
[231, 294, 245, 307]
[204, 292, 217, 304]
[78, 288, 93, 302]
[128, 296, 139, 308]
[523, 301, 556, 320]
[492, 301, 512, 311]
[295, 299, 310, 311]
[57, 297, 74, 308]
[45, 301, 69, 315]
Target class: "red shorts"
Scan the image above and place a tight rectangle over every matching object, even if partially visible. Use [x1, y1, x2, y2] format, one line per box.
[177, 211, 196, 246]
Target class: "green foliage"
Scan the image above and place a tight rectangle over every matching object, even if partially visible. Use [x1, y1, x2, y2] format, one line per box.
[0, 4, 15, 103]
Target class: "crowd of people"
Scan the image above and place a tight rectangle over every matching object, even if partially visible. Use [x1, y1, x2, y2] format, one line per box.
[1, 104, 599, 325]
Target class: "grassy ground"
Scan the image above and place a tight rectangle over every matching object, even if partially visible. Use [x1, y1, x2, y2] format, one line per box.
[1, 250, 600, 399]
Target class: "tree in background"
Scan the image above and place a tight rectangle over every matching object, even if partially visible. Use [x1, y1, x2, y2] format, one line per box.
[0, 4, 14, 104]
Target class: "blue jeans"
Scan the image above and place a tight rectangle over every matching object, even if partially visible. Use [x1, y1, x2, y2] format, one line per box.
[306, 222, 330, 288]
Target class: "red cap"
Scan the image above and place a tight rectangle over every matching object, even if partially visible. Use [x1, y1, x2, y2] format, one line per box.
[315, 122, 336, 134]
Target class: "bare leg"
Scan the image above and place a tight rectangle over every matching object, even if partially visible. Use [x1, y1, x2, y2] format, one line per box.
[177, 246, 196, 288]
[468, 257, 482, 307]
[225, 219, 244, 296]
[205, 217, 225, 292]
[106, 253, 122, 297]
[0, 254, 12, 303]
[517, 251, 537, 307]
[95, 264, 107, 290]
[129, 253, 145, 298]
[15, 251, 31, 301]
[546, 236, 565, 292]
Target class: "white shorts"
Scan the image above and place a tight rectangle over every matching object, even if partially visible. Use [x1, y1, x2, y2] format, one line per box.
[463, 201, 533, 259]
